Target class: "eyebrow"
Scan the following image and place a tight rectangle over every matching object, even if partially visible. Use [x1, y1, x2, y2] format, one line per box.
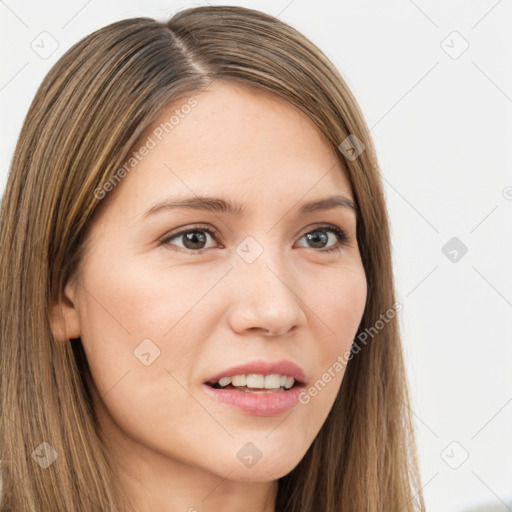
[142, 194, 359, 219]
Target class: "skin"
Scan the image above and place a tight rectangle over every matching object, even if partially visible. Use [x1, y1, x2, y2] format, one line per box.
[52, 82, 367, 512]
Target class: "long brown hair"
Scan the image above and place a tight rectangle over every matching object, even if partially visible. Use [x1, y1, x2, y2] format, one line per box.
[0, 6, 425, 511]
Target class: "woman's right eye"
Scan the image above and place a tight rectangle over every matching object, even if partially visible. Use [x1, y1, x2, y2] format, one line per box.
[159, 225, 219, 254]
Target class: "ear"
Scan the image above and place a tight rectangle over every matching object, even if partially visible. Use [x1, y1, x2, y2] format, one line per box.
[50, 277, 81, 341]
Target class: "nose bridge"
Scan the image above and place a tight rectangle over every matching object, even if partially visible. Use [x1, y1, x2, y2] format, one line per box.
[228, 235, 304, 335]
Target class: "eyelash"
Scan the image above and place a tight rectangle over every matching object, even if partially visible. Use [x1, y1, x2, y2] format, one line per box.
[159, 223, 349, 255]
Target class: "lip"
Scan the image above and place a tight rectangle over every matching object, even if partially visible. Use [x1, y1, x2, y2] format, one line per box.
[202, 382, 305, 416]
[202, 359, 307, 417]
[204, 359, 306, 386]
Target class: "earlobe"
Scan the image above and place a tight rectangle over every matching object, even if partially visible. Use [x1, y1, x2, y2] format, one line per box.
[50, 279, 81, 341]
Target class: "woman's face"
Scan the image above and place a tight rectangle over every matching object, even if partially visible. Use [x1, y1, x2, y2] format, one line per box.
[56, 82, 367, 484]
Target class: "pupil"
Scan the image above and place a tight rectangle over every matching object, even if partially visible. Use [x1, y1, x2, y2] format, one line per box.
[184, 231, 206, 249]
[307, 231, 327, 248]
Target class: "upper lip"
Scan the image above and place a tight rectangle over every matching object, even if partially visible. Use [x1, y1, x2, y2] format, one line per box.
[204, 359, 306, 385]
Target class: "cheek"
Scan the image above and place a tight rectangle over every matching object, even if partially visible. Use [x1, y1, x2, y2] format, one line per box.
[314, 265, 367, 352]
[287, 264, 366, 434]
[76, 275, 209, 460]
[77, 250, 222, 353]
[75, 258, 212, 426]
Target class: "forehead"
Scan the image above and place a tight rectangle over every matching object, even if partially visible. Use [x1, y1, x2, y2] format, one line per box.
[102, 81, 354, 220]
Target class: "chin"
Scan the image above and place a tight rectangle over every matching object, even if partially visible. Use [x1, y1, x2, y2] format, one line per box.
[223, 462, 297, 483]
[208, 449, 303, 483]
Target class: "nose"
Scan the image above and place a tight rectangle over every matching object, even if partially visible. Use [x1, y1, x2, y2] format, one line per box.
[227, 249, 306, 337]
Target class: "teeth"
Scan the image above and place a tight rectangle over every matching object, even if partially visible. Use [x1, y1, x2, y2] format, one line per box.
[246, 374, 265, 388]
[284, 376, 294, 389]
[231, 375, 247, 386]
[265, 374, 282, 388]
[218, 377, 232, 387]
[214, 374, 296, 390]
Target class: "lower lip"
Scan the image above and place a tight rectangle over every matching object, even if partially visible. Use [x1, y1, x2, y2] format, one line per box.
[201, 383, 304, 416]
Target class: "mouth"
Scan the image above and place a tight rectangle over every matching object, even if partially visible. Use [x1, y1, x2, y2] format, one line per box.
[205, 373, 302, 393]
[201, 360, 307, 416]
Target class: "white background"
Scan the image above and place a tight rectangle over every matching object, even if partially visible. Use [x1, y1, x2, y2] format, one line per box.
[1, 1, 511, 511]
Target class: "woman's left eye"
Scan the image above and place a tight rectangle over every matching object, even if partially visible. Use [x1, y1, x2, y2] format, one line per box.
[159, 224, 348, 254]
[296, 225, 348, 253]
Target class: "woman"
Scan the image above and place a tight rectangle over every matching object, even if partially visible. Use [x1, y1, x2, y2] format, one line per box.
[0, 5, 425, 511]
